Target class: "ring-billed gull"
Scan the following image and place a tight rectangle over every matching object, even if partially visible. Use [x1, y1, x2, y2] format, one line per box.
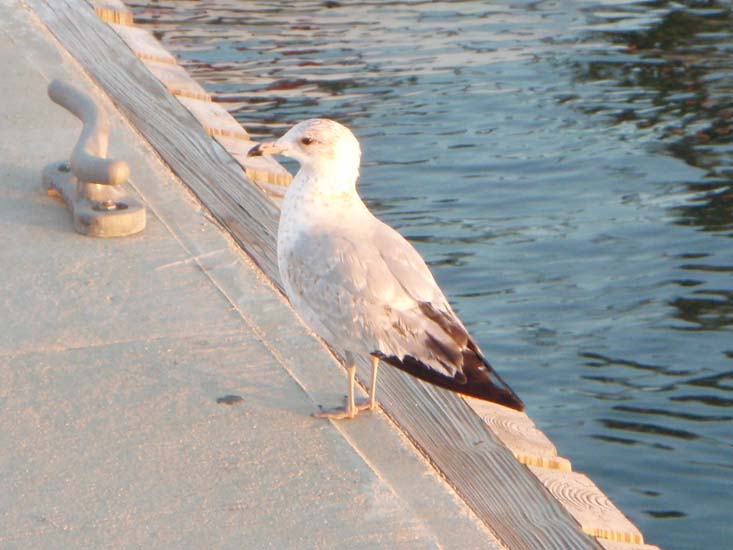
[249, 119, 524, 419]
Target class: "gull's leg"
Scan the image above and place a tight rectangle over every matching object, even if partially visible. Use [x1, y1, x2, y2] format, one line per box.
[313, 363, 358, 420]
[357, 355, 379, 411]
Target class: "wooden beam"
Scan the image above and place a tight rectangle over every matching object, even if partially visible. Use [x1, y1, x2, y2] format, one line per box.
[111, 23, 176, 63]
[214, 135, 292, 189]
[530, 468, 645, 545]
[28, 2, 603, 549]
[177, 96, 249, 140]
[92, 0, 132, 25]
[467, 398, 572, 471]
[141, 59, 211, 101]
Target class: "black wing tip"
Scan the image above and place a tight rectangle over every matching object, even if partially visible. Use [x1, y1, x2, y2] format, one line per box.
[374, 353, 525, 412]
[490, 389, 525, 412]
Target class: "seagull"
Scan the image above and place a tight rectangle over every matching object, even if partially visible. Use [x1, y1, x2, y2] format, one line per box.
[249, 119, 524, 419]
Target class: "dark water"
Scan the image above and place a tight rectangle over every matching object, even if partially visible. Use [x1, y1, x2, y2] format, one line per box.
[131, 1, 732, 548]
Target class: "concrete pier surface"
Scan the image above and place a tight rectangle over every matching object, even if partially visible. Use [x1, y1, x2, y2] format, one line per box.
[0, 2, 502, 548]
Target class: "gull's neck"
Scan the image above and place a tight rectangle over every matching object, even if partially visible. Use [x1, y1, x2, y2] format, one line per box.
[280, 156, 369, 237]
[290, 157, 360, 202]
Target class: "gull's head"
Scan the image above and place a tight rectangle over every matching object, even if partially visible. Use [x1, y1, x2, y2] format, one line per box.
[248, 119, 361, 176]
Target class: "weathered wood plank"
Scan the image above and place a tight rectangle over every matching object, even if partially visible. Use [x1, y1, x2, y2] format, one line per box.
[28, 2, 604, 549]
[110, 23, 176, 64]
[466, 398, 572, 471]
[530, 467, 645, 545]
[369, 368, 602, 550]
[215, 135, 292, 188]
[177, 96, 249, 140]
[92, 0, 132, 25]
[142, 59, 211, 101]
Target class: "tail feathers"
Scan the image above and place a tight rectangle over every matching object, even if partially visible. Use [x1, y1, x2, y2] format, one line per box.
[374, 351, 525, 412]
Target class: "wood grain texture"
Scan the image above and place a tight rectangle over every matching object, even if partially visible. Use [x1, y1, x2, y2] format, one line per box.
[367, 367, 603, 550]
[466, 398, 572, 471]
[177, 96, 249, 140]
[29, 2, 605, 549]
[142, 59, 212, 101]
[92, 0, 132, 25]
[530, 467, 645, 545]
[215, 135, 292, 188]
[110, 23, 176, 64]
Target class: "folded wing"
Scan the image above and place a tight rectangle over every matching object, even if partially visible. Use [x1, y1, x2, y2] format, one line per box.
[281, 219, 524, 411]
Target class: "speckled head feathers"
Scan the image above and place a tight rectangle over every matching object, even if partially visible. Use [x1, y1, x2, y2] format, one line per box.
[276, 118, 362, 169]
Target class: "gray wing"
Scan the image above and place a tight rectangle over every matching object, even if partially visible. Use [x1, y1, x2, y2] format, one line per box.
[283, 220, 472, 374]
[281, 226, 418, 355]
[282, 220, 524, 410]
[370, 220, 476, 360]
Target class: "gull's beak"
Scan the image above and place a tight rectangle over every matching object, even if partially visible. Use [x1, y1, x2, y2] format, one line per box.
[248, 141, 285, 157]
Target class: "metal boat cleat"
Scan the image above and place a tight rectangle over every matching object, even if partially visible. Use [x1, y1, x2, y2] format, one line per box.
[42, 79, 145, 237]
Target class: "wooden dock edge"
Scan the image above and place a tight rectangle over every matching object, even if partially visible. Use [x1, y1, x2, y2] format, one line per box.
[30, 1, 658, 548]
[93, 0, 291, 200]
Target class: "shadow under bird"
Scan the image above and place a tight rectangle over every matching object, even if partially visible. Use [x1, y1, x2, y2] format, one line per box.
[249, 119, 524, 419]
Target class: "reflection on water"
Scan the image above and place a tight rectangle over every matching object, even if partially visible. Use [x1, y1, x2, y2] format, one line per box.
[133, 1, 732, 547]
[571, 2, 733, 342]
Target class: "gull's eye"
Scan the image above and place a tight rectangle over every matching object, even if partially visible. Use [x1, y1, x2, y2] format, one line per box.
[300, 136, 314, 146]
